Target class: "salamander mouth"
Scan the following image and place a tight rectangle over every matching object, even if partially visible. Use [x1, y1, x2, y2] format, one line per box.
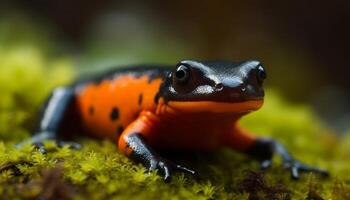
[166, 99, 264, 113]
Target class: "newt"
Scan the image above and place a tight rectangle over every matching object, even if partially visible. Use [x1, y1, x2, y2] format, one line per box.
[21, 60, 329, 181]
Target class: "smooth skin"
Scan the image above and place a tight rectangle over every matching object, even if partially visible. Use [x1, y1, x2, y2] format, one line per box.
[20, 60, 329, 181]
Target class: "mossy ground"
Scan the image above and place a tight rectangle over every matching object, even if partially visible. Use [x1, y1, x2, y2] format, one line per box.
[1, 18, 350, 200]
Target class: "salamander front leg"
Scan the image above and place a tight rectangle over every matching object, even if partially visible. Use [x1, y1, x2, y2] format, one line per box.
[246, 138, 329, 179]
[118, 111, 197, 182]
[224, 125, 329, 179]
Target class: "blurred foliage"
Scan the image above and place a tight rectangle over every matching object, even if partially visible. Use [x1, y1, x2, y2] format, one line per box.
[0, 11, 54, 54]
[0, 11, 350, 200]
[0, 46, 73, 141]
[0, 15, 73, 140]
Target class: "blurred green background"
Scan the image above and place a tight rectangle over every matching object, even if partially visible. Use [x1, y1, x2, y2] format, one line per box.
[0, 0, 349, 133]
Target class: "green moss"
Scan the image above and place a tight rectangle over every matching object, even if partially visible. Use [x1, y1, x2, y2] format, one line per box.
[1, 18, 350, 200]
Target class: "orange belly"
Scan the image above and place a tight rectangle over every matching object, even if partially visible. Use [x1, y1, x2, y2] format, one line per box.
[143, 112, 241, 151]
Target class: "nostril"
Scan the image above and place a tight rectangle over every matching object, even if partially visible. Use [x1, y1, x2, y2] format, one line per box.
[214, 83, 224, 91]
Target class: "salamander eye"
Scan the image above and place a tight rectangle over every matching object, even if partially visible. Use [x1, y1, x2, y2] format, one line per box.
[256, 65, 267, 84]
[174, 64, 190, 84]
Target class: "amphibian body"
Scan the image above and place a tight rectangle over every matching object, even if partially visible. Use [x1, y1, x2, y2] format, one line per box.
[25, 60, 328, 181]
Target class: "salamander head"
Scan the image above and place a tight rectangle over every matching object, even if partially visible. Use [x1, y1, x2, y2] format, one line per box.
[157, 60, 266, 114]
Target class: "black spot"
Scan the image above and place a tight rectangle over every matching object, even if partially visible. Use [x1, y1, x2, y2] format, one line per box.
[110, 107, 119, 121]
[138, 93, 143, 105]
[89, 106, 94, 115]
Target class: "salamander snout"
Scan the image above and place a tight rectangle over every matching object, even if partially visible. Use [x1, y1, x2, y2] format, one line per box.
[213, 60, 266, 101]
